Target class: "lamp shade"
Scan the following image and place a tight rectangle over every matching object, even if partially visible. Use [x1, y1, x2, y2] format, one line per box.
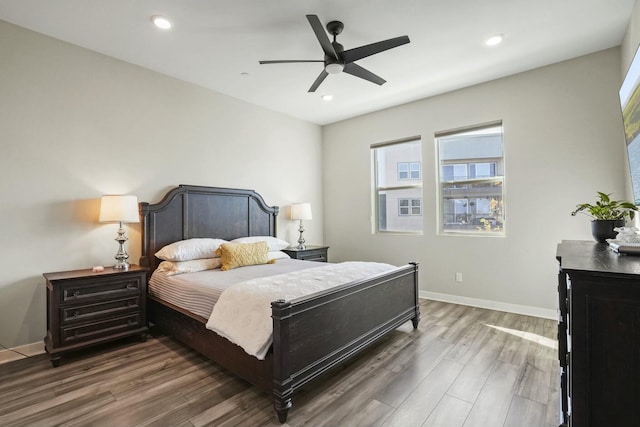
[291, 203, 312, 221]
[99, 195, 139, 223]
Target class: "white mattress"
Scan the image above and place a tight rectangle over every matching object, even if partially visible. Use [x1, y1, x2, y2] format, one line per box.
[148, 258, 324, 319]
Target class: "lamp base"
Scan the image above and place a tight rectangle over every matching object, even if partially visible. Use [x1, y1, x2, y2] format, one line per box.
[113, 260, 130, 270]
[297, 220, 306, 250]
[113, 222, 130, 270]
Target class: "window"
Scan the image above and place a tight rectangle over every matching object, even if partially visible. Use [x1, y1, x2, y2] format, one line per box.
[372, 138, 423, 233]
[398, 162, 421, 180]
[399, 198, 422, 216]
[436, 122, 504, 235]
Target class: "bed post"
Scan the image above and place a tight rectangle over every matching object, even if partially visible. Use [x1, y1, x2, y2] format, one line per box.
[271, 299, 293, 423]
[411, 262, 420, 329]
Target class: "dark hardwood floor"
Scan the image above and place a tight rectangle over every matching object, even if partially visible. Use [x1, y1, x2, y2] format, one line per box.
[0, 300, 559, 427]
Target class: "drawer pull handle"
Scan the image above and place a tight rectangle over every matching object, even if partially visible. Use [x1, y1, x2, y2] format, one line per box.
[128, 301, 135, 306]
[73, 310, 79, 318]
[73, 291, 80, 297]
[126, 283, 134, 289]
[74, 330, 79, 337]
[128, 320, 135, 326]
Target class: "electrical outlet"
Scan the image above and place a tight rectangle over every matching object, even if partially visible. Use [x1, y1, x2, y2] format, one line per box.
[455, 272, 463, 282]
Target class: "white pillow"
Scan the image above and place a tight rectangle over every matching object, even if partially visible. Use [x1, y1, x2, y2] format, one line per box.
[155, 238, 227, 261]
[268, 251, 291, 260]
[231, 236, 290, 251]
[156, 258, 222, 276]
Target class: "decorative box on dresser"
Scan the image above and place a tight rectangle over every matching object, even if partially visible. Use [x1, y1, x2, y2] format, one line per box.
[281, 245, 329, 262]
[43, 265, 148, 367]
[556, 240, 640, 427]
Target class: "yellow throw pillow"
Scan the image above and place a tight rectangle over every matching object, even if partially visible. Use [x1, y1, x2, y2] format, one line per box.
[216, 241, 276, 271]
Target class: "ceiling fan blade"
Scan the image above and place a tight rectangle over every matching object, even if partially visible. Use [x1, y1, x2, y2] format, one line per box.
[308, 70, 329, 92]
[259, 60, 324, 64]
[306, 14, 338, 60]
[342, 36, 410, 63]
[343, 63, 386, 86]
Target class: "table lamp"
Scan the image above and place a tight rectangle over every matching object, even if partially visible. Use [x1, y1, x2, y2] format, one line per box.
[291, 203, 312, 249]
[99, 195, 139, 269]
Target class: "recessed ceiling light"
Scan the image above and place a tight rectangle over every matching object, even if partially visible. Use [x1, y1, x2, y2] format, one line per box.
[321, 95, 333, 101]
[485, 34, 504, 47]
[241, 72, 249, 77]
[151, 15, 172, 30]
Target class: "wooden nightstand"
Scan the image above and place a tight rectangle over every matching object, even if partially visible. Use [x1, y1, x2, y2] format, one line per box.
[43, 265, 148, 367]
[281, 245, 329, 262]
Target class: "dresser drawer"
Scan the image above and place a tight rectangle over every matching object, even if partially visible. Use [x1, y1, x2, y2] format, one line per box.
[61, 296, 141, 324]
[61, 276, 142, 303]
[61, 313, 142, 345]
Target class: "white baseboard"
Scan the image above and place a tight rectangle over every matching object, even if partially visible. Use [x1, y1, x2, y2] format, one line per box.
[420, 290, 557, 320]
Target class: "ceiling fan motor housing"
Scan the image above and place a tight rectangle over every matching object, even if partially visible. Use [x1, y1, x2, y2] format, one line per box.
[325, 41, 345, 73]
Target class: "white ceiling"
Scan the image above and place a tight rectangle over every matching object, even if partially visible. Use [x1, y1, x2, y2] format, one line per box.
[0, 0, 635, 125]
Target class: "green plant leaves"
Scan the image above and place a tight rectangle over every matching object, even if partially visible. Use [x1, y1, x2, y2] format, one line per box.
[571, 192, 638, 220]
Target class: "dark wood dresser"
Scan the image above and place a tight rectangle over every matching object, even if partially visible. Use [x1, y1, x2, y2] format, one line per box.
[281, 245, 329, 262]
[43, 265, 148, 367]
[556, 240, 640, 426]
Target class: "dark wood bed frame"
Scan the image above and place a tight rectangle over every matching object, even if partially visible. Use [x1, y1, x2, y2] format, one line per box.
[139, 184, 420, 423]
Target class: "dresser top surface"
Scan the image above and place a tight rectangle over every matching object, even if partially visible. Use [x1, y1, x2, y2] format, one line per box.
[557, 240, 640, 275]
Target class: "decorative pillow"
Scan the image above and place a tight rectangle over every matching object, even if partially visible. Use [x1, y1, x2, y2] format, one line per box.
[155, 238, 227, 261]
[231, 236, 289, 251]
[156, 258, 222, 276]
[216, 241, 276, 271]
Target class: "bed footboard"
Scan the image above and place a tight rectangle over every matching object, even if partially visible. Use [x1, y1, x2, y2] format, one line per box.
[270, 262, 419, 423]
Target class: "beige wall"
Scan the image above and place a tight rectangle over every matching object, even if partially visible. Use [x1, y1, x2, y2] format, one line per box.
[622, 1, 640, 73]
[323, 47, 625, 316]
[0, 20, 323, 348]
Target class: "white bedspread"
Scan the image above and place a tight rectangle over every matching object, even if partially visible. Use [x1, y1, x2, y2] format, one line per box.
[205, 261, 396, 360]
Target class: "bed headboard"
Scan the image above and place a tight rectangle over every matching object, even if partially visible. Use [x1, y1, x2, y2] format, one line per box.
[139, 184, 279, 272]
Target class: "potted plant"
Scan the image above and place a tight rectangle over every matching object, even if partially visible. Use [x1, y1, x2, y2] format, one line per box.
[571, 192, 638, 243]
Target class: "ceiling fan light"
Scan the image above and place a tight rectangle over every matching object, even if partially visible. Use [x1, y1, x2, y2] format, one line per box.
[485, 34, 504, 46]
[325, 63, 344, 74]
[151, 15, 172, 30]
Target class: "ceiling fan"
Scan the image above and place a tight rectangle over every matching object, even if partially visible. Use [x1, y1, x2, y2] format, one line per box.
[259, 15, 410, 92]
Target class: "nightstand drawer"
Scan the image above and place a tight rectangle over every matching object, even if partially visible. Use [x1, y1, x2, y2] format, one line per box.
[297, 250, 327, 262]
[61, 276, 142, 303]
[44, 265, 148, 366]
[282, 246, 329, 262]
[61, 313, 142, 345]
[61, 296, 141, 324]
